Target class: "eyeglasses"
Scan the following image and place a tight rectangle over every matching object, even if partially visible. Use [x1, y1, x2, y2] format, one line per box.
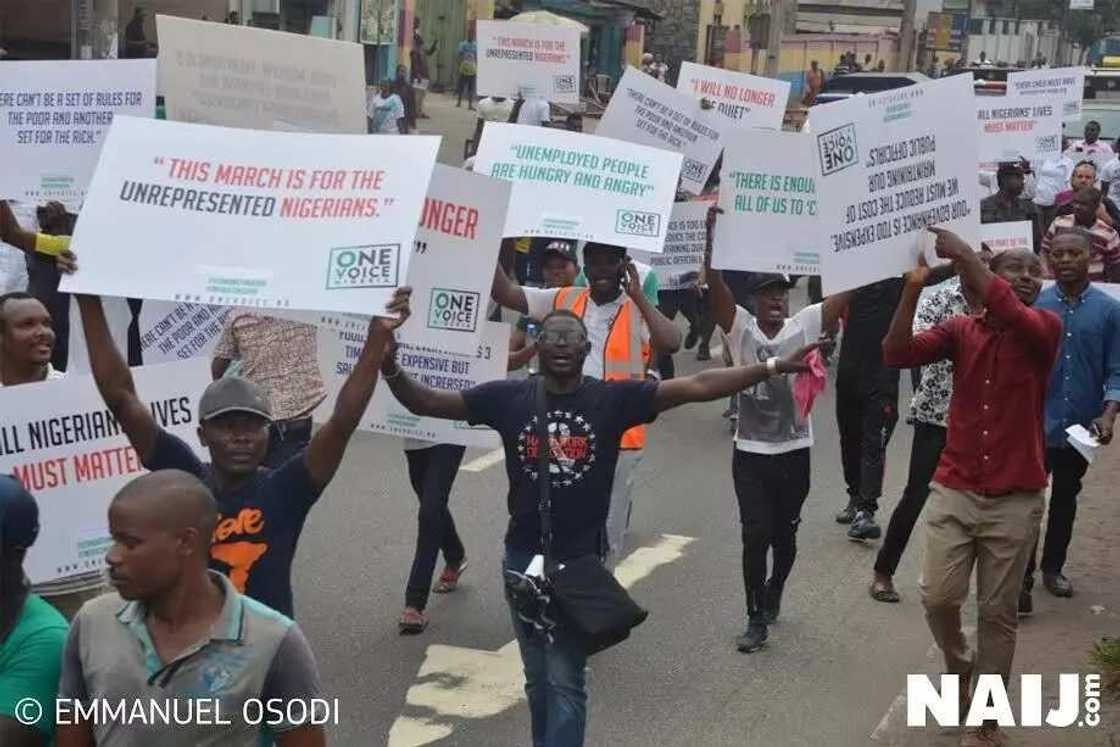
[538, 329, 587, 345]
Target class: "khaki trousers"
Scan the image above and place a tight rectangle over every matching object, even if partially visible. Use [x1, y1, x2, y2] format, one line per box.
[920, 482, 1044, 683]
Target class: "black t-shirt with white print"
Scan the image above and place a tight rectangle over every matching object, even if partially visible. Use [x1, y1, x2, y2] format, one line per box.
[463, 376, 658, 559]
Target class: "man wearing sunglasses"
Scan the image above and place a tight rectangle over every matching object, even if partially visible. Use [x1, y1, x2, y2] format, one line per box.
[378, 301, 818, 747]
[491, 241, 682, 566]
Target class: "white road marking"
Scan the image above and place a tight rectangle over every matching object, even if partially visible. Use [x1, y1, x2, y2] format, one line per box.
[387, 534, 696, 747]
[460, 447, 505, 472]
[870, 625, 976, 744]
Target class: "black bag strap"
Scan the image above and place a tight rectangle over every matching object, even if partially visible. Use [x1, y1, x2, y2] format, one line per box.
[534, 376, 555, 571]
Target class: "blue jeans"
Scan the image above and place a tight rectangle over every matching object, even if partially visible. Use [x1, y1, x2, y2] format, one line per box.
[504, 548, 588, 747]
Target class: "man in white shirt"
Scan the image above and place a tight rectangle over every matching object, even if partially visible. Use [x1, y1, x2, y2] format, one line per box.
[0, 292, 103, 617]
[515, 96, 552, 127]
[1065, 121, 1114, 173]
[367, 79, 407, 135]
[491, 242, 682, 564]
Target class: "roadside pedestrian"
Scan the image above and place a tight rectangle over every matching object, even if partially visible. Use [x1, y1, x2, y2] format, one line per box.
[74, 288, 411, 618]
[883, 231, 1060, 747]
[411, 17, 438, 119]
[980, 162, 1043, 255]
[0, 476, 69, 747]
[457, 30, 478, 110]
[379, 297, 819, 747]
[211, 313, 326, 468]
[1020, 230, 1120, 608]
[802, 60, 824, 106]
[1065, 121, 1113, 173]
[368, 79, 408, 135]
[491, 243, 683, 566]
[55, 471, 326, 747]
[394, 64, 419, 131]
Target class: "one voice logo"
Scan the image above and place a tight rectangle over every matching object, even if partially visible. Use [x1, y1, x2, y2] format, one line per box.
[907, 674, 1102, 728]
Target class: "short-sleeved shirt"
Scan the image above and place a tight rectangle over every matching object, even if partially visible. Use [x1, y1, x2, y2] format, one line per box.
[726, 303, 822, 454]
[523, 287, 651, 381]
[212, 314, 326, 421]
[516, 97, 551, 126]
[477, 97, 515, 122]
[1041, 214, 1120, 281]
[367, 92, 405, 133]
[142, 430, 323, 618]
[908, 279, 969, 427]
[462, 377, 658, 558]
[0, 594, 68, 740]
[59, 572, 322, 746]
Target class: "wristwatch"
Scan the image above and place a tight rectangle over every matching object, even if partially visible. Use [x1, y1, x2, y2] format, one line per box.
[766, 356, 779, 375]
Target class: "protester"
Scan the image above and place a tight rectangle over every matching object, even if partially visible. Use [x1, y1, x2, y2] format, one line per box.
[0, 292, 107, 618]
[74, 289, 411, 618]
[457, 30, 478, 109]
[509, 241, 581, 372]
[123, 7, 155, 58]
[397, 438, 468, 634]
[1033, 147, 1075, 227]
[1041, 187, 1120, 282]
[211, 313, 326, 468]
[491, 243, 682, 566]
[883, 230, 1060, 747]
[707, 240, 850, 651]
[55, 471, 326, 747]
[368, 79, 408, 135]
[0, 476, 69, 747]
[411, 17, 438, 119]
[378, 297, 818, 747]
[1054, 160, 1120, 226]
[468, 95, 516, 158]
[869, 277, 977, 604]
[979, 162, 1043, 253]
[23, 202, 75, 371]
[1065, 121, 1113, 172]
[0, 200, 77, 277]
[1019, 231, 1120, 607]
[802, 60, 824, 106]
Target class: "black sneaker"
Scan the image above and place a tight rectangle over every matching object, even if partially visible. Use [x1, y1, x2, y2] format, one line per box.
[735, 621, 768, 653]
[835, 502, 858, 524]
[847, 511, 881, 541]
[1018, 587, 1033, 617]
[696, 344, 712, 362]
[684, 327, 699, 350]
[764, 582, 783, 625]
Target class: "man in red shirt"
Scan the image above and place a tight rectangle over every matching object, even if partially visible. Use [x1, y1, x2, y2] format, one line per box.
[883, 229, 1061, 747]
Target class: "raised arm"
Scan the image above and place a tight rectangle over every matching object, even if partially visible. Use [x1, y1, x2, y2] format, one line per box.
[304, 288, 411, 490]
[625, 261, 681, 353]
[654, 341, 818, 412]
[75, 295, 160, 459]
[881, 258, 952, 368]
[0, 200, 77, 273]
[491, 241, 528, 314]
[821, 289, 853, 332]
[703, 206, 736, 334]
[379, 349, 471, 421]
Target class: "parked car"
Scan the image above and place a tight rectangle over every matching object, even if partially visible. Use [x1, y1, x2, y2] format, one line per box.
[812, 72, 931, 106]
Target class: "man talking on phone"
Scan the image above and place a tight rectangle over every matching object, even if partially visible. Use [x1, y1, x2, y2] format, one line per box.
[492, 241, 682, 565]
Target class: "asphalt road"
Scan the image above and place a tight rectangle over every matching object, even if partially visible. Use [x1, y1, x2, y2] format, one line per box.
[289, 322, 954, 746]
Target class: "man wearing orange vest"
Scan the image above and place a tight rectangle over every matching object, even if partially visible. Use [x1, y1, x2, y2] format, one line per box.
[492, 241, 683, 564]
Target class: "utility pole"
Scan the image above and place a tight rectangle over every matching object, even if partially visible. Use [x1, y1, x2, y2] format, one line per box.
[764, 0, 788, 78]
[898, 0, 916, 72]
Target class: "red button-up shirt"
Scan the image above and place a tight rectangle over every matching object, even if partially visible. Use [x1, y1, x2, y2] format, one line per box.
[883, 277, 1061, 495]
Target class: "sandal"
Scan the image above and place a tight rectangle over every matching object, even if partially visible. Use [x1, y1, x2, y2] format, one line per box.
[869, 583, 900, 604]
[398, 607, 428, 635]
[433, 558, 469, 594]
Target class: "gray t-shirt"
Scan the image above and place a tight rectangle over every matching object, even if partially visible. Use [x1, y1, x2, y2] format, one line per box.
[726, 303, 823, 454]
[58, 572, 322, 746]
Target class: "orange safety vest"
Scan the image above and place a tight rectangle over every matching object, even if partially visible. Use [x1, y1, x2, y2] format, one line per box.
[553, 287, 651, 450]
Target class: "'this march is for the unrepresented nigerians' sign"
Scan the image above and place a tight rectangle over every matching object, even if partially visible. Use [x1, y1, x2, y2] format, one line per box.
[475, 20, 581, 104]
[61, 116, 439, 315]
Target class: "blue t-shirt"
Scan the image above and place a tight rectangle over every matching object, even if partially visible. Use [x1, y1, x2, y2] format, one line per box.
[143, 431, 323, 618]
[462, 377, 658, 558]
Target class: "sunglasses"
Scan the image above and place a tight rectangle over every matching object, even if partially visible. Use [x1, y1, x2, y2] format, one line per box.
[538, 329, 587, 345]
